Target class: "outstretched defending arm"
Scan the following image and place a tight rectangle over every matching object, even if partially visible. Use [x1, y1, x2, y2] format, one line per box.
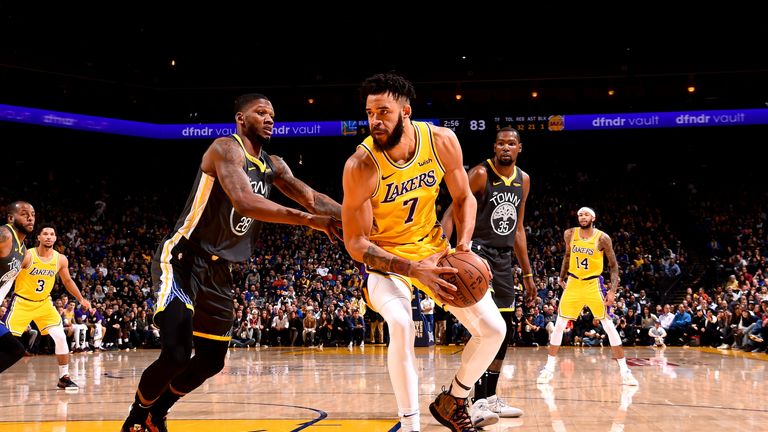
[201, 137, 338, 240]
[270, 155, 342, 220]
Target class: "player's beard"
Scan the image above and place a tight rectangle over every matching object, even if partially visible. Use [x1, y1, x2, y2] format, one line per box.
[579, 220, 593, 229]
[372, 114, 404, 151]
[13, 219, 33, 235]
[254, 134, 271, 146]
[496, 155, 514, 166]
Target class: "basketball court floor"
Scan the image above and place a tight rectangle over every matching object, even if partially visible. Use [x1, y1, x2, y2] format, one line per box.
[0, 345, 765, 431]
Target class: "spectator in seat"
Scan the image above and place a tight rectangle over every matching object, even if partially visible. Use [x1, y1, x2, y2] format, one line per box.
[348, 308, 365, 347]
[648, 320, 667, 347]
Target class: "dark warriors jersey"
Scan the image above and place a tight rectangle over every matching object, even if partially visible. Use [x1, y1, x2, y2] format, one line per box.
[472, 160, 523, 248]
[169, 134, 275, 263]
[0, 224, 26, 297]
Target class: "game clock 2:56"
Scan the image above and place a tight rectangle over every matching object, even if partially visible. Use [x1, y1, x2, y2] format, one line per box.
[441, 118, 463, 132]
[440, 118, 487, 133]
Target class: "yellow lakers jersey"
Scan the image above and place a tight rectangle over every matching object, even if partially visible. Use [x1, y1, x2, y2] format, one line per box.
[569, 228, 603, 279]
[15, 248, 59, 301]
[359, 121, 446, 258]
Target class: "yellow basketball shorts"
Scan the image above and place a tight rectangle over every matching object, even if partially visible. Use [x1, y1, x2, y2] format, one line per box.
[2, 294, 62, 336]
[558, 276, 607, 320]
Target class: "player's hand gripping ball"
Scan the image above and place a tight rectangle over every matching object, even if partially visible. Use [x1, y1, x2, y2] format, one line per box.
[436, 251, 491, 308]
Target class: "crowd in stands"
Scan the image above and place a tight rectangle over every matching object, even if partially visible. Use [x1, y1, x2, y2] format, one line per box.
[2, 154, 765, 356]
[673, 186, 768, 352]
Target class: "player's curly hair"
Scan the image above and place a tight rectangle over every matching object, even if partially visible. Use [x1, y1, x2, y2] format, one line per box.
[360, 72, 415, 103]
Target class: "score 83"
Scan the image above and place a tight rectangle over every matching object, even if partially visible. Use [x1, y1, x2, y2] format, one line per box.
[468, 119, 486, 131]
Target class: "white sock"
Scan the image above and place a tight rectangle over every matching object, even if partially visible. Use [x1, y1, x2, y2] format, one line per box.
[399, 410, 420, 432]
[59, 364, 69, 378]
[617, 358, 629, 374]
[545, 355, 557, 371]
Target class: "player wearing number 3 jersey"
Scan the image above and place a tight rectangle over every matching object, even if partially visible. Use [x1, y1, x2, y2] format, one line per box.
[2, 223, 91, 390]
[123, 93, 342, 432]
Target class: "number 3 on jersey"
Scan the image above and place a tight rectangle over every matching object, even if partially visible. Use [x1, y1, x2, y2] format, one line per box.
[575, 256, 589, 270]
[35, 279, 46, 293]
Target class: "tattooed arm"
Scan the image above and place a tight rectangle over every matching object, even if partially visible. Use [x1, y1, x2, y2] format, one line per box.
[599, 232, 620, 306]
[0, 225, 11, 258]
[201, 137, 338, 239]
[270, 155, 342, 219]
[559, 228, 573, 289]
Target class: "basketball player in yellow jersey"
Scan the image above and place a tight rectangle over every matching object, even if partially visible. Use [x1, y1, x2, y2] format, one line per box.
[537, 207, 638, 386]
[3, 223, 91, 389]
[342, 72, 505, 432]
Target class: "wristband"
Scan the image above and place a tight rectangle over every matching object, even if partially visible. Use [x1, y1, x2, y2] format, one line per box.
[523, 273, 533, 278]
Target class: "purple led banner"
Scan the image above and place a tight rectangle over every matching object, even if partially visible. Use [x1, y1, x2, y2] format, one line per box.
[154, 122, 342, 139]
[0, 104, 160, 137]
[562, 109, 768, 131]
[4, 103, 768, 137]
[0, 104, 343, 139]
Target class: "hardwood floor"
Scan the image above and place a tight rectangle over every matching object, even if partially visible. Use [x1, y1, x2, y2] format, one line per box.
[0, 345, 765, 431]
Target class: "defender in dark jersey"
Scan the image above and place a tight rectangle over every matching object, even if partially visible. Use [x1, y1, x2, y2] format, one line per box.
[441, 127, 536, 426]
[0, 201, 34, 373]
[123, 94, 342, 432]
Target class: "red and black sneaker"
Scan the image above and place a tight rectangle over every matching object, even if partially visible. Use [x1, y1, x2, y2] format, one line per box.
[429, 387, 477, 432]
[121, 423, 146, 432]
[146, 412, 168, 432]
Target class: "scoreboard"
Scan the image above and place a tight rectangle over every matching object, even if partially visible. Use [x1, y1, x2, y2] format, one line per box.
[439, 115, 564, 134]
[491, 115, 564, 133]
[3, 102, 762, 140]
[439, 118, 489, 134]
[341, 108, 767, 138]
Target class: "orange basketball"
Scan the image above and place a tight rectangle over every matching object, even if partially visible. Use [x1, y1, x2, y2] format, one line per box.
[436, 251, 491, 308]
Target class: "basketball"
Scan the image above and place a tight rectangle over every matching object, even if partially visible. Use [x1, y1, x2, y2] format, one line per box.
[436, 250, 492, 308]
